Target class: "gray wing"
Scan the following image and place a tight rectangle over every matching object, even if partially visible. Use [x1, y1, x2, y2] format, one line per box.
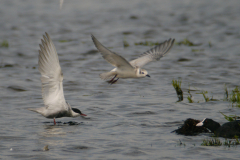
[130, 38, 175, 68]
[91, 35, 134, 70]
[38, 32, 66, 106]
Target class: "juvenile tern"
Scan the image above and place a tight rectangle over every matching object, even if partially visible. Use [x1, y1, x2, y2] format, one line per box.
[28, 32, 87, 125]
[91, 35, 175, 84]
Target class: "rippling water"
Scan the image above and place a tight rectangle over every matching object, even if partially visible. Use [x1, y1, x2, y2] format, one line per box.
[1, 0, 240, 159]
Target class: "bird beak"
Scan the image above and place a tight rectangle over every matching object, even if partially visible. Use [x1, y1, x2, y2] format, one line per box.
[81, 113, 87, 116]
[146, 74, 150, 77]
[196, 122, 203, 126]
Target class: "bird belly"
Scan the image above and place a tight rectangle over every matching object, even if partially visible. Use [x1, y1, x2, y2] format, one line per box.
[116, 70, 138, 78]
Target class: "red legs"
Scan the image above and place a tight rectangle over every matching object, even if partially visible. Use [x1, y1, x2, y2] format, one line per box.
[54, 118, 56, 125]
[107, 75, 119, 84]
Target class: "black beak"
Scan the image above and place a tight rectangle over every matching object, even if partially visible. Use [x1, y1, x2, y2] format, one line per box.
[146, 74, 150, 77]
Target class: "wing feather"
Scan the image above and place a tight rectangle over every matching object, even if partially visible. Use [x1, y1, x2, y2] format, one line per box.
[91, 35, 134, 70]
[130, 38, 175, 68]
[38, 32, 66, 106]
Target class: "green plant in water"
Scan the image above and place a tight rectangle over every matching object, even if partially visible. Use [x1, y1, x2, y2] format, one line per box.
[224, 84, 228, 101]
[201, 138, 222, 146]
[175, 38, 201, 46]
[209, 41, 212, 47]
[134, 41, 160, 46]
[172, 78, 183, 102]
[224, 136, 240, 147]
[191, 49, 204, 52]
[0, 40, 9, 48]
[123, 40, 129, 47]
[229, 87, 240, 104]
[187, 90, 194, 103]
[176, 139, 186, 147]
[220, 112, 240, 122]
[200, 91, 210, 102]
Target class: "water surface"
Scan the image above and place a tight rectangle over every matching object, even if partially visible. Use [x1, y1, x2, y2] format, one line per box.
[1, 0, 240, 159]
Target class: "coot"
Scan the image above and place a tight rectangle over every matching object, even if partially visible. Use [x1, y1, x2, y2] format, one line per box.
[196, 118, 240, 138]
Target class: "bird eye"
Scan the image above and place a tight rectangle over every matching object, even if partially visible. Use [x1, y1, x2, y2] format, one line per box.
[141, 72, 144, 74]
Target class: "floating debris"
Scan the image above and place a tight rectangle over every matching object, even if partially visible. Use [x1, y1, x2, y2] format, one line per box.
[7, 86, 27, 92]
[43, 145, 49, 151]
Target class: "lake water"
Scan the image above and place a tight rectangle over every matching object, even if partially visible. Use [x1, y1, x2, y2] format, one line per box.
[1, 0, 240, 159]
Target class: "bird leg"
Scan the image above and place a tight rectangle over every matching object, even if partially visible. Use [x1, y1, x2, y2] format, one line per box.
[111, 78, 119, 84]
[107, 74, 117, 84]
[54, 118, 56, 125]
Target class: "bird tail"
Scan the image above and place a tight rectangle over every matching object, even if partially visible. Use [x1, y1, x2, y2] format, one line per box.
[99, 72, 116, 80]
[27, 107, 43, 114]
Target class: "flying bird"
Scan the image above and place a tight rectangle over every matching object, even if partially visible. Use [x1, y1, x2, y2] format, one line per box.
[91, 35, 175, 84]
[28, 32, 86, 125]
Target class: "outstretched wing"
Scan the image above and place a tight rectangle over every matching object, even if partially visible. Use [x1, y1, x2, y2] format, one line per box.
[38, 32, 66, 106]
[91, 35, 134, 70]
[130, 38, 175, 68]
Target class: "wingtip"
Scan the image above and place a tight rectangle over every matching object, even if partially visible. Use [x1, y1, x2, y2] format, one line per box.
[91, 34, 97, 41]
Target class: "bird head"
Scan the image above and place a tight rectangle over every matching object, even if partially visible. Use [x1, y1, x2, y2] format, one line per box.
[136, 68, 150, 78]
[72, 108, 87, 117]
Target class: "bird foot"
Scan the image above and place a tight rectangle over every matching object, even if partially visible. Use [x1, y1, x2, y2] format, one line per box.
[107, 75, 118, 84]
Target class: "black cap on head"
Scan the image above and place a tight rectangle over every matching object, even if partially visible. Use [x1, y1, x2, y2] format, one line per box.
[72, 108, 87, 116]
[72, 108, 82, 114]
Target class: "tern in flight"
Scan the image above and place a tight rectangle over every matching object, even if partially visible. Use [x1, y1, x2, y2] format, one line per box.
[28, 32, 87, 125]
[91, 35, 175, 84]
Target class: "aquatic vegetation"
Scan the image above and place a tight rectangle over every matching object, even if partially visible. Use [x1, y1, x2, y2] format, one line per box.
[0, 40, 9, 48]
[202, 91, 210, 102]
[134, 41, 160, 46]
[202, 137, 240, 147]
[220, 112, 240, 122]
[197, 91, 210, 102]
[187, 90, 194, 103]
[123, 40, 129, 47]
[229, 87, 240, 107]
[172, 78, 183, 102]
[224, 136, 240, 147]
[224, 84, 228, 101]
[176, 139, 186, 147]
[175, 38, 201, 46]
[196, 90, 218, 102]
[191, 49, 204, 52]
[209, 41, 212, 47]
[201, 138, 222, 146]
